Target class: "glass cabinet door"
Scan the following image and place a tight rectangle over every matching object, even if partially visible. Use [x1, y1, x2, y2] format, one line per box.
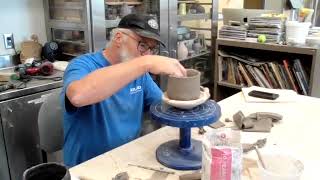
[52, 29, 87, 56]
[48, 0, 85, 23]
[174, 0, 214, 86]
[44, 0, 92, 59]
[92, 0, 169, 52]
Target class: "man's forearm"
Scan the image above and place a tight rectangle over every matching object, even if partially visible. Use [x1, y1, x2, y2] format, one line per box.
[66, 57, 149, 107]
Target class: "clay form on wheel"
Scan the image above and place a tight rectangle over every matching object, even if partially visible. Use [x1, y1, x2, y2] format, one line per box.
[163, 86, 210, 109]
[167, 69, 200, 100]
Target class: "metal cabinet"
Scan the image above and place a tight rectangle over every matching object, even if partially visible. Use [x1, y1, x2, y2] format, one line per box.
[0, 88, 62, 180]
[0, 120, 10, 180]
[44, 0, 92, 59]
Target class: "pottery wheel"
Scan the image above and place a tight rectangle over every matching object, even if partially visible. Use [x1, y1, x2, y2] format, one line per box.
[150, 100, 221, 170]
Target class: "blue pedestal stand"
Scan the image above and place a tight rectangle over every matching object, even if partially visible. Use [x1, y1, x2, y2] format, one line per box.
[150, 100, 221, 170]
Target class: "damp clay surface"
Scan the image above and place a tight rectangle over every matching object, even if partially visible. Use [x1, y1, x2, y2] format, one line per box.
[167, 69, 200, 101]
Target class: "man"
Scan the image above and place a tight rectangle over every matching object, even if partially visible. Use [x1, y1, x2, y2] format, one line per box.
[61, 14, 186, 167]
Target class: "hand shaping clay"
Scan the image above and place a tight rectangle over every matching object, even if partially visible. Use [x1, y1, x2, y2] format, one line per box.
[167, 69, 200, 101]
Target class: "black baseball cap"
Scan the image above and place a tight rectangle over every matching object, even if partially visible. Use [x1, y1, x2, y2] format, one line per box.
[118, 14, 165, 47]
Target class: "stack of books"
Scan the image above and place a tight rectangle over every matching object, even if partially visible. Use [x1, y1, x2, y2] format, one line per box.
[219, 25, 247, 40]
[218, 50, 310, 95]
[247, 17, 285, 43]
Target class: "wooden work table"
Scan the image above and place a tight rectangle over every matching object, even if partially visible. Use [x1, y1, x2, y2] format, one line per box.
[70, 92, 320, 180]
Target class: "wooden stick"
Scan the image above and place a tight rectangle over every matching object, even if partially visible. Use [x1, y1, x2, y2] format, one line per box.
[128, 163, 175, 174]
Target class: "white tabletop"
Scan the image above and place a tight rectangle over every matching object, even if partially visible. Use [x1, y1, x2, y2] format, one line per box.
[70, 92, 320, 180]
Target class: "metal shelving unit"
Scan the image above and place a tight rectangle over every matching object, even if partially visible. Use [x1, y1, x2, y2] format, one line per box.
[180, 50, 210, 61]
[105, 1, 143, 5]
[178, 13, 211, 21]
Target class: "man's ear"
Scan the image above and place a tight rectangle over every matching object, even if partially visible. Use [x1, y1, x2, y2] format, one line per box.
[114, 32, 122, 48]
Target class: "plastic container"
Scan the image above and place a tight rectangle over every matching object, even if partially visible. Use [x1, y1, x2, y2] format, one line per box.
[258, 148, 304, 180]
[286, 21, 311, 44]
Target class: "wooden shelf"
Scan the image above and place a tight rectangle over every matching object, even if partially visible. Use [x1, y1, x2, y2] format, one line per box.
[178, 0, 197, 3]
[50, 2, 83, 9]
[178, 1, 213, 5]
[55, 39, 86, 45]
[217, 81, 243, 90]
[201, 78, 211, 85]
[48, 20, 85, 30]
[217, 38, 317, 55]
[178, 13, 210, 21]
[214, 38, 320, 100]
[179, 50, 210, 62]
[105, 1, 142, 5]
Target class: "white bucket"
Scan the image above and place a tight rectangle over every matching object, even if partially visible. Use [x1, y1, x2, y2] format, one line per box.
[286, 21, 311, 44]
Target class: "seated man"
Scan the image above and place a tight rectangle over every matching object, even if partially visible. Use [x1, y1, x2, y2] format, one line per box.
[61, 14, 186, 167]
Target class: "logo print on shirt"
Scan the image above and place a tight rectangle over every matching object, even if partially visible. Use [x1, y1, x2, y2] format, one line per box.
[130, 85, 142, 94]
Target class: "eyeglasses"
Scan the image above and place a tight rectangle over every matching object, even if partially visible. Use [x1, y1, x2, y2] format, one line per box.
[119, 30, 159, 55]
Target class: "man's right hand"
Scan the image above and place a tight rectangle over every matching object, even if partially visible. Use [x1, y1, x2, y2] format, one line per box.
[141, 55, 187, 77]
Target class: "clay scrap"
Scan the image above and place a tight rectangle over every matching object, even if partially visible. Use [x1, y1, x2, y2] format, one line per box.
[112, 172, 129, 180]
[242, 138, 267, 153]
[232, 111, 282, 132]
[208, 120, 225, 129]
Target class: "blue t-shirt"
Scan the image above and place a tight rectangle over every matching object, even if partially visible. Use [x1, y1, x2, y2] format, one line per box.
[61, 51, 162, 167]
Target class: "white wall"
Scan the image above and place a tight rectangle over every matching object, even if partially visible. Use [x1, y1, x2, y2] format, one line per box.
[0, 0, 47, 54]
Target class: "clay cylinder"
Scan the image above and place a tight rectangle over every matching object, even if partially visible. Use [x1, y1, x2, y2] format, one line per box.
[167, 69, 200, 101]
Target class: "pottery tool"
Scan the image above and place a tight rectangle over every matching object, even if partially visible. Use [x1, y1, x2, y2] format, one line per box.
[255, 147, 266, 169]
[128, 163, 175, 174]
[150, 100, 221, 170]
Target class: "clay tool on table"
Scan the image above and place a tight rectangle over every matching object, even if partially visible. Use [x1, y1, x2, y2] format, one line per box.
[242, 138, 267, 169]
[128, 163, 175, 174]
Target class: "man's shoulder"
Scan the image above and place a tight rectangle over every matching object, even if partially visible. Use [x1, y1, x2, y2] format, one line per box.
[69, 52, 98, 65]
[67, 51, 106, 70]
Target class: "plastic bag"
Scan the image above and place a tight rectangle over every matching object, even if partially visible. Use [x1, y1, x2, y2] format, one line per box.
[202, 129, 242, 180]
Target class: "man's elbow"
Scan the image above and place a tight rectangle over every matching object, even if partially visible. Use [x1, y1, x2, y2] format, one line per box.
[66, 84, 86, 107]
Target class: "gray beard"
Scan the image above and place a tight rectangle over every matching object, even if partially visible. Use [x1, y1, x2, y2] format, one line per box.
[119, 48, 135, 62]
